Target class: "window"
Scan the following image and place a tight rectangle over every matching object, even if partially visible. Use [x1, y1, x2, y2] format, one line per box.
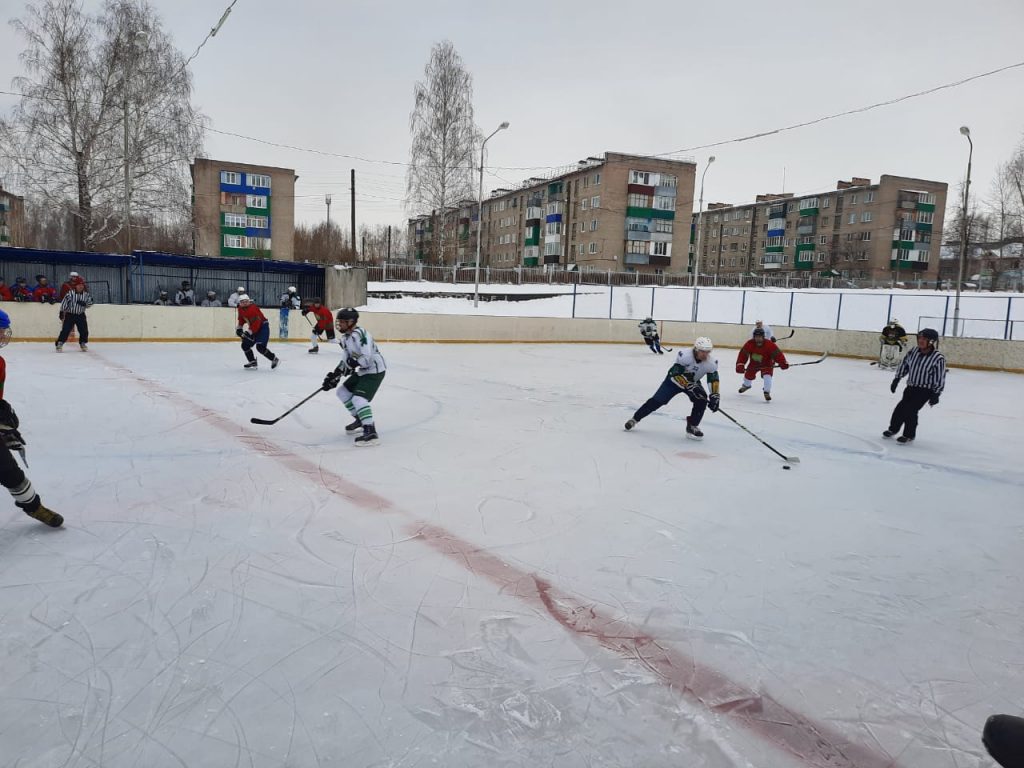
[713, 215, 720, 223]
[590, 219, 598, 232]
[246, 194, 267, 209]
[220, 171, 240, 185]
[745, 209, 751, 219]
[819, 235, 828, 245]
[655, 220, 673, 234]
[653, 195, 674, 211]
[544, 241, 560, 256]
[849, 194, 858, 205]
[919, 192, 936, 205]
[865, 191, 875, 203]
[848, 213, 856, 225]
[224, 213, 246, 228]
[578, 244, 585, 256]
[822, 197, 830, 208]
[784, 238, 791, 247]
[546, 202, 562, 216]
[766, 236, 783, 247]
[580, 221, 586, 233]
[591, 196, 600, 208]
[581, 198, 589, 210]
[627, 240, 646, 254]
[630, 170, 651, 185]
[861, 212, 872, 223]
[660, 174, 678, 188]
[653, 242, 668, 256]
[861, 231, 872, 241]
[627, 193, 650, 208]
[799, 197, 818, 209]
[730, 242, 738, 251]
[821, 216, 830, 226]
[248, 173, 271, 189]
[223, 234, 243, 248]
[593, 173, 600, 185]
[918, 211, 934, 224]
[588, 242, 598, 254]
[816, 253, 825, 262]
[546, 222, 562, 235]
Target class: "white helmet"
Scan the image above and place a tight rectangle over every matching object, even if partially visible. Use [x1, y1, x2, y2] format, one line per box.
[237, 286, 246, 293]
[287, 286, 297, 293]
[238, 294, 252, 304]
[694, 337, 713, 353]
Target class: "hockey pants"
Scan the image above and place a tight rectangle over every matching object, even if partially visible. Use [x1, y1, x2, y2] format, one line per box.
[888, 386, 931, 439]
[633, 378, 707, 427]
[740, 369, 773, 392]
[241, 325, 275, 363]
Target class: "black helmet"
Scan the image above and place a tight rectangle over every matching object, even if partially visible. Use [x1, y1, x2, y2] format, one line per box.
[335, 307, 359, 323]
[918, 328, 939, 343]
[753, 327, 766, 337]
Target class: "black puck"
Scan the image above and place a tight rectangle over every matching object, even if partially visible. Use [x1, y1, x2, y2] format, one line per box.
[782, 465, 791, 470]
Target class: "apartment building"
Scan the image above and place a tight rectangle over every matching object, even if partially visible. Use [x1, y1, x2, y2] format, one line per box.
[0, 186, 25, 247]
[408, 152, 697, 273]
[191, 158, 297, 260]
[692, 175, 948, 282]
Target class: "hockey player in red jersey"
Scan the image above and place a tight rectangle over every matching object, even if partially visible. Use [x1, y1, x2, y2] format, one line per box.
[736, 327, 788, 401]
[235, 295, 280, 370]
[302, 298, 337, 354]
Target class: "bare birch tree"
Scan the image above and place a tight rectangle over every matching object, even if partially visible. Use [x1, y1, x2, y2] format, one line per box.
[0, 0, 204, 251]
[406, 40, 479, 265]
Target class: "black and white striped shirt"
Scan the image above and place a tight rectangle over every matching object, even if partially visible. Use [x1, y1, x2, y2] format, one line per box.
[896, 347, 946, 395]
[60, 291, 93, 315]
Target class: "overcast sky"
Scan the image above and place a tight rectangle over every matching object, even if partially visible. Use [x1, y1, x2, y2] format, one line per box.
[2, 0, 1023, 233]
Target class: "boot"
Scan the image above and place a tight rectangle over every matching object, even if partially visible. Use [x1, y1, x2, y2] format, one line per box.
[345, 417, 363, 433]
[685, 420, 704, 440]
[55, 342, 63, 353]
[244, 360, 257, 369]
[896, 435, 914, 444]
[271, 356, 280, 370]
[983, 714, 1024, 768]
[738, 385, 749, 394]
[354, 424, 379, 446]
[882, 429, 895, 438]
[624, 418, 637, 431]
[25, 503, 63, 528]
[763, 391, 772, 401]
[308, 347, 319, 354]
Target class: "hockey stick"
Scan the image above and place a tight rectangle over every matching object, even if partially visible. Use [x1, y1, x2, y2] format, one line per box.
[250, 387, 324, 425]
[776, 329, 795, 340]
[716, 407, 799, 463]
[773, 351, 829, 368]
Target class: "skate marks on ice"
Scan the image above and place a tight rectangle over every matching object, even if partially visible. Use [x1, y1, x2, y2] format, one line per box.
[83, 352, 904, 768]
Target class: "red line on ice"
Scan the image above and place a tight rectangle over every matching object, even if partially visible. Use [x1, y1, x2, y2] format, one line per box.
[105, 358, 898, 768]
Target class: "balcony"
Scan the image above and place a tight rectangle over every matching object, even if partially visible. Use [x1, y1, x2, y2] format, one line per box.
[543, 255, 560, 265]
[916, 202, 936, 213]
[650, 255, 671, 267]
[624, 253, 650, 266]
[915, 222, 932, 232]
[797, 223, 815, 236]
[627, 230, 651, 241]
[526, 206, 543, 220]
[524, 257, 539, 267]
[798, 207, 818, 217]
[794, 257, 815, 271]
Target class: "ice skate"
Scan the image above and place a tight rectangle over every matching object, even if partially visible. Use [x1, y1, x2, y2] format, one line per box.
[25, 503, 63, 528]
[345, 418, 363, 433]
[308, 347, 319, 354]
[79, 343, 88, 352]
[354, 424, 379, 446]
[271, 356, 280, 370]
[55, 342, 63, 353]
[244, 361, 258, 369]
[896, 435, 914, 444]
[763, 391, 772, 402]
[685, 422, 704, 440]
[882, 429, 895, 438]
[738, 385, 750, 394]
[624, 418, 636, 431]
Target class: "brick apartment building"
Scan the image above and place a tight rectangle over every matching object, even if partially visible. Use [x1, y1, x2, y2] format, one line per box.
[191, 158, 297, 260]
[0, 186, 25, 247]
[692, 175, 948, 282]
[408, 152, 697, 273]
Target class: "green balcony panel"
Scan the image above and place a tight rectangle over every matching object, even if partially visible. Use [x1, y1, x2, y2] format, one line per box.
[524, 236, 540, 246]
[627, 206, 655, 218]
[798, 207, 819, 217]
[795, 243, 815, 252]
[795, 259, 814, 270]
[916, 202, 936, 213]
[221, 246, 255, 257]
[915, 222, 932, 232]
[891, 240, 915, 249]
[523, 257, 539, 267]
[765, 245, 784, 253]
[650, 209, 675, 220]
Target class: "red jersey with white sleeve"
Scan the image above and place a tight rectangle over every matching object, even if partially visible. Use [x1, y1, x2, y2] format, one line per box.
[236, 303, 267, 334]
[736, 338, 788, 375]
[306, 305, 333, 332]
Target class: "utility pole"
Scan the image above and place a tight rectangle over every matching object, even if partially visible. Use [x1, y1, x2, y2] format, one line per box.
[387, 225, 391, 261]
[123, 30, 148, 254]
[325, 193, 332, 260]
[350, 169, 356, 261]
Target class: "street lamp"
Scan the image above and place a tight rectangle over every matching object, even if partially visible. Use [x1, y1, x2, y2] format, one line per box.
[691, 155, 715, 320]
[123, 29, 148, 255]
[952, 126, 973, 337]
[474, 121, 510, 308]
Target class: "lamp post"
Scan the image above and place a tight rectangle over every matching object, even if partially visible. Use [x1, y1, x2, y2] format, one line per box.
[123, 29, 148, 256]
[691, 155, 715, 321]
[474, 121, 509, 308]
[952, 126, 973, 337]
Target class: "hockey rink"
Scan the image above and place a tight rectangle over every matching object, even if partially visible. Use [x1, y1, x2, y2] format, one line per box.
[0, 340, 1021, 768]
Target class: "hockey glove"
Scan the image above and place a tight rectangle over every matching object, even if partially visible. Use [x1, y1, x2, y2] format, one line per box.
[708, 393, 721, 412]
[890, 378, 899, 394]
[235, 328, 245, 338]
[928, 393, 940, 407]
[770, 337, 776, 343]
[0, 400, 20, 430]
[779, 362, 789, 370]
[1, 427, 26, 452]
[322, 369, 342, 391]
[346, 355, 359, 371]
[735, 363, 744, 374]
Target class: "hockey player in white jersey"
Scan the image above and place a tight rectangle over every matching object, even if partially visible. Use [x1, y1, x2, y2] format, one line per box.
[320, 308, 387, 446]
[638, 317, 663, 354]
[624, 337, 720, 440]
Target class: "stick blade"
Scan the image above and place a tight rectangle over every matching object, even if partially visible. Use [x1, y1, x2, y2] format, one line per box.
[786, 456, 801, 464]
[250, 417, 277, 425]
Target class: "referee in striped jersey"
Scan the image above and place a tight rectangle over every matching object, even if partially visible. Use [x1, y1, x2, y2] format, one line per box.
[883, 328, 946, 444]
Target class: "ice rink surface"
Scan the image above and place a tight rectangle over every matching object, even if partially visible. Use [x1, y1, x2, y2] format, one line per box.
[0, 340, 1020, 767]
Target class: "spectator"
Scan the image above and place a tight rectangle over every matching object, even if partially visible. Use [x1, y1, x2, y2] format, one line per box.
[200, 290, 222, 308]
[55, 282, 93, 352]
[0, 280, 12, 302]
[227, 286, 246, 308]
[153, 291, 172, 306]
[175, 280, 195, 306]
[59, 271, 86, 300]
[279, 286, 300, 339]
[32, 275, 57, 304]
[12, 278, 32, 302]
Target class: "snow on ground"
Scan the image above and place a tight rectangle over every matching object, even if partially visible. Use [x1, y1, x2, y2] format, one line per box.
[367, 281, 1024, 339]
[1, 340, 1021, 767]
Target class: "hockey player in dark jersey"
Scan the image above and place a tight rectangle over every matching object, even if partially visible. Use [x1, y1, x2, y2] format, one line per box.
[0, 310, 63, 527]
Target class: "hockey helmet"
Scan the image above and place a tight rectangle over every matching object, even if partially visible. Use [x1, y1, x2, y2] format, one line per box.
[0, 309, 11, 348]
[694, 336, 714, 353]
[753, 327, 766, 337]
[287, 286, 297, 293]
[889, 318, 900, 325]
[336, 307, 359, 323]
[237, 286, 246, 293]
[917, 328, 939, 344]
[237, 294, 252, 305]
